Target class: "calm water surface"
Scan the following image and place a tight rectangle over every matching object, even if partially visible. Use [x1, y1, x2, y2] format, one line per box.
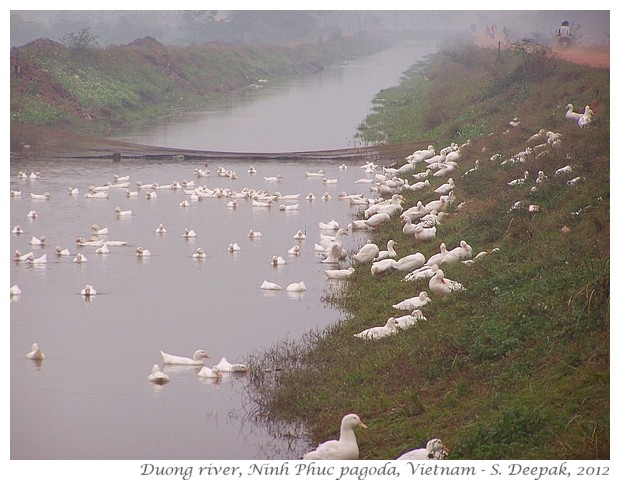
[113, 41, 437, 152]
[10, 41, 437, 460]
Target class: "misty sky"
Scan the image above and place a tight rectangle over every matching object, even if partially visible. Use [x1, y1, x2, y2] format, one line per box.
[10, 9, 610, 48]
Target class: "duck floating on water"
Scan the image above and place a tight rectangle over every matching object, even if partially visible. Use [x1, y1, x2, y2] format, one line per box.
[161, 350, 210, 365]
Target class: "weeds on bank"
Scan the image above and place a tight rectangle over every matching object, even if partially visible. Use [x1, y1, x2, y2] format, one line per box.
[245, 44, 609, 460]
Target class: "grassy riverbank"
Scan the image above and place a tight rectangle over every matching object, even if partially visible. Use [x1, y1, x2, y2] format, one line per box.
[246, 43, 610, 460]
[10, 32, 391, 138]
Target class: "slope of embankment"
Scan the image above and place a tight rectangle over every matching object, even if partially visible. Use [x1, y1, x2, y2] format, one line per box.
[246, 42, 610, 460]
[10, 32, 391, 156]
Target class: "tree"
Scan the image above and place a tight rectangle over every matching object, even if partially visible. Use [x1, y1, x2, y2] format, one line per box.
[63, 28, 99, 59]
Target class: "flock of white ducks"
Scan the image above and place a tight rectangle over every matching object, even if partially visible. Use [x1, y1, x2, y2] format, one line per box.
[14, 98, 595, 458]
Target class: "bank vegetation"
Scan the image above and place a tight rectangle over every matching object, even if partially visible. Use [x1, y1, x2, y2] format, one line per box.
[245, 41, 610, 460]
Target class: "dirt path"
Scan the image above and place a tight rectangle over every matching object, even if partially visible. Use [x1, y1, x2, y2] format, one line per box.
[554, 46, 610, 68]
[474, 33, 609, 69]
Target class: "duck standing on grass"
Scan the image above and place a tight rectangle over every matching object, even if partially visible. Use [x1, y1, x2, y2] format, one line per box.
[303, 413, 368, 460]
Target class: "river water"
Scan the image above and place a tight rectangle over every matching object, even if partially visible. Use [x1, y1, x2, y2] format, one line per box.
[10, 41, 437, 461]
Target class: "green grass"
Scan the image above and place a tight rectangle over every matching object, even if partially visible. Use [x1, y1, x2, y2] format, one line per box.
[10, 33, 391, 134]
[245, 43, 609, 460]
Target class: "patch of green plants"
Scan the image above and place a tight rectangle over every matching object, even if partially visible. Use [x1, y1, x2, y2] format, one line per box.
[245, 42, 609, 460]
[11, 32, 391, 134]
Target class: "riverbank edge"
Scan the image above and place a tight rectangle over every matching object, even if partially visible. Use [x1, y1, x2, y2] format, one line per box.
[10, 32, 396, 157]
[244, 44, 609, 460]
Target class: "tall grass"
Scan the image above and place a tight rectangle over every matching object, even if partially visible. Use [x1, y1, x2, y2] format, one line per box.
[245, 43, 609, 460]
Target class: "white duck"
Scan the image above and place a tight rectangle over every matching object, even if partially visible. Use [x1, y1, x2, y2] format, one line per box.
[29, 254, 47, 265]
[271, 255, 286, 266]
[426, 243, 449, 266]
[29, 235, 46, 246]
[434, 178, 455, 195]
[401, 201, 427, 221]
[348, 220, 369, 230]
[12, 225, 24, 235]
[136, 247, 151, 257]
[264, 174, 283, 183]
[353, 242, 380, 264]
[10, 285, 22, 296]
[115, 207, 132, 217]
[288, 245, 301, 256]
[293, 230, 306, 240]
[193, 248, 207, 259]
[84, 190, 109, 199]
[155, 224, 167, 233]
[401, 216, 417, 237]
[354, 317, 398, 339]
[324, 267, 355, 279]
[95, 244, 110, 254]
[405, 264, 440, 282]
[364, 212, 391, 228]
[321, 229, 348, 263]
[376, 240, 398, 261]
[396, 438, 449, 460]
[394, 252, 426, 273]
[76, 236, 104, 247]
[161, 349, 210, 365]
[15, 250, 34, 262]
[279, 203, 299, 211]
[147, 364, 170, 385]
[73, 253, 88, 263]
[92, 224, 109, 235]
[578, 105, 593, 128]
[252, 198, 272, 208]
[392, 291, 431, 310]
[228, 243, 241, 253]
[215, 357, 248, 373]
[104, 240, 127, 247]
[319, 219, 340, 230]
[303, 413, 368, 460]
[27, 210, 38, 218]
[414, 224, 437, 243]
[247, 229, 262, 238]
[182, 228, 197, 238]
[26, 343, 45, 360]
[565, 103, 583, 123]
[443, 240, 473, 263]
[30, 192, 50, 200]
[81, 284, 97, 296]
[286, 281, 307, 292]
[197, 365, 223, 379]
[370, 258, 398, 276]
[393, 310, 426, 330]
[260, 281, 282, 290]
[429, 268, 465, 296]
